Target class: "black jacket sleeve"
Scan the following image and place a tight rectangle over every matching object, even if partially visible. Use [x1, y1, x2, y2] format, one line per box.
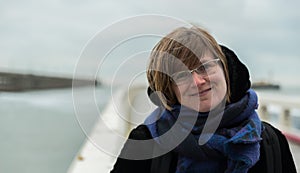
[110, 125, 153, 173]
[248, 123, 297, 173]
[274, 127, 297, 173]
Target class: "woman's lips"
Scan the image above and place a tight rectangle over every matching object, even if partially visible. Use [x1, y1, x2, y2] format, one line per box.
[190, 88, 211, 97]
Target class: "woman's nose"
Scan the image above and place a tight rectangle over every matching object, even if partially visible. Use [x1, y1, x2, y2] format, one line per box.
[191, 72, 206, 86]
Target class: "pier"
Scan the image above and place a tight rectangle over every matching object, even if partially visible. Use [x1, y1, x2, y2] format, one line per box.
[0, 72, 98, 91]
[256, 91, 300, 145]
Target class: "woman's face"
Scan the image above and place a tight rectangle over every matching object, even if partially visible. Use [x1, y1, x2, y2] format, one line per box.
[172, 52, 227, 112]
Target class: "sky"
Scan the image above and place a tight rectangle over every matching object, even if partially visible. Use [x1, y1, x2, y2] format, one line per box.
[1, 0, 300, 87]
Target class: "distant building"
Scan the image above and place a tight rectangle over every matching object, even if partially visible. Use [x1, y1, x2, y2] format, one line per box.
[251, 81, 280, 90]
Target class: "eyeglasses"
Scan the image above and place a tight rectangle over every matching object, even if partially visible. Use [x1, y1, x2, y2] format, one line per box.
[171, 59, 220, 85]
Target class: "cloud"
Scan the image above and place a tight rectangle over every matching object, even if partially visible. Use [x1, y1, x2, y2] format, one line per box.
[0, 0, 299, 86]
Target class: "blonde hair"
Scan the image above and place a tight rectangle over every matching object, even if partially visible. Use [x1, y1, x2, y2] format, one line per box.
[147, 26, 231, 110]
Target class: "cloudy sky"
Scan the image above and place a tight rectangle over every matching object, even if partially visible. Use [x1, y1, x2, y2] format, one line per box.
[1, 0, 300, 86]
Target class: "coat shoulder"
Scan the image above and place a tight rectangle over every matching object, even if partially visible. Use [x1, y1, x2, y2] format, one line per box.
[128, 124, 152, 140]
[110, 124, 153, 173]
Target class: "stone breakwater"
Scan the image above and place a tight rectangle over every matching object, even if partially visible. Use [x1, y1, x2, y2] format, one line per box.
[0, 72, 99, 91]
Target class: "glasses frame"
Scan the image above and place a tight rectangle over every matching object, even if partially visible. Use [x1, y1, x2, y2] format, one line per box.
[170, 59, 221, 85]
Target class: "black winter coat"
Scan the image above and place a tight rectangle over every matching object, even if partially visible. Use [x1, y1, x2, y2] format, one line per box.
[111, 124, 296, 173]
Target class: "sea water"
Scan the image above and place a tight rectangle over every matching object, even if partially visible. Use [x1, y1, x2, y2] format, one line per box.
[0, 86, 110, 173]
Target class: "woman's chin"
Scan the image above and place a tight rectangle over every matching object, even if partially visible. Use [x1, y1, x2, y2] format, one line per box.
[198, 106, 211, 113]
[183, 103, 212, 113]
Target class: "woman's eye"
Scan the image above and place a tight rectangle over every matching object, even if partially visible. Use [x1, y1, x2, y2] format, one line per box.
[203, 64, 212, 70]
[197, 65, 206, 73]
[203, 61, 215, 70]
[174, 72, 189, 80]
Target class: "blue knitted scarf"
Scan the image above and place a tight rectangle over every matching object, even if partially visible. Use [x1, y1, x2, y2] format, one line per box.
[145, 89, 262, 173]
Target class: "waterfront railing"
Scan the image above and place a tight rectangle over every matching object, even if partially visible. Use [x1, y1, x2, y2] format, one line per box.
[257, 91, 300, 144]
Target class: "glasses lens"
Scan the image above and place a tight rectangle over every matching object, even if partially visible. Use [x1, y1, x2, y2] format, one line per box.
[195, 59, 219, 76]
[172, 71, 190, 84]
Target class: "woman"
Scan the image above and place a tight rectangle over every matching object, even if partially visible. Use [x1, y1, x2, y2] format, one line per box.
[110, 26, 291, 173]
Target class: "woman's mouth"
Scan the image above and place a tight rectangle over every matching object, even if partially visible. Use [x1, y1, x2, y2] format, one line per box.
[190, 88, 211, 97]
